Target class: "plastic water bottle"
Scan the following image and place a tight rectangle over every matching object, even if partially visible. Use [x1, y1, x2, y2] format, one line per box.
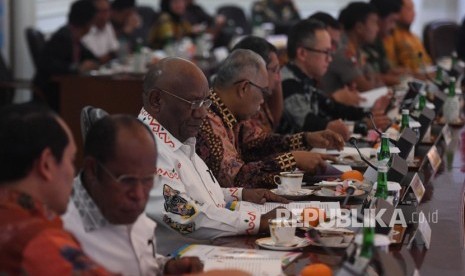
[443, 77, 460, 123]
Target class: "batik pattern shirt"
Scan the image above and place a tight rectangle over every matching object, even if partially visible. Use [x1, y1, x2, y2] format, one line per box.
[383, 26, 432, 73]
[62, 177, 168, 275]
[148, 13, 193, 49]
[138, 109, 261, 253]
[0, 189, 111, 275]
[196, 91, 306, 189]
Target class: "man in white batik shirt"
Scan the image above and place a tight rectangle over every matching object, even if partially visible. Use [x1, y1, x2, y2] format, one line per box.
[82, 0, 119, 63]
[140, 57, 288, 254]
[63, 115, 203, 275]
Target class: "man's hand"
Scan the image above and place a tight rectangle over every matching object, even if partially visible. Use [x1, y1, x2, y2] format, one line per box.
[326, 119, 350, 141]
[332, 86, 366, 106]
[259, 207, 287, 233]
[164, 256, 203, 274]
[371, 93, 392, 113]
[78, 60, 99, 73]
[242, 189, 290, 204]
[305, 130, 344, 150]
[291, 151, 336, 174]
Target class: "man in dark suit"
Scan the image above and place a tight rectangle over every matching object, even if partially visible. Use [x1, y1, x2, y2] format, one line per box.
[34, 0, 99, 112]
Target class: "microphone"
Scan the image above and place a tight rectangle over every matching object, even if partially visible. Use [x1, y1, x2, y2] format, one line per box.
[349, 137, 377, 170]
[367, 112, 397, 145]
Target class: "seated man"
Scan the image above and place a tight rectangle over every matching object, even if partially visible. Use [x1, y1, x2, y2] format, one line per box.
[231, 36, 283, 133]
[321, 2, 384, 94]
[197, 49, 344, 189]
[139, 57, 288, 254]
[82, 0, 119, 64]
[280, 19, 391, 136]
[62, 115, 202, 275]
[0, 103, 109, 275]
[365, 0, 404, 86]
[33, 0, 99, 111]
[383, 0, 433, 73]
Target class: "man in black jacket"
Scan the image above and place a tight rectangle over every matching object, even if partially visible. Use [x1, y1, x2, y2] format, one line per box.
[34, 0, 99, 111]
[279, 19, 391, 139]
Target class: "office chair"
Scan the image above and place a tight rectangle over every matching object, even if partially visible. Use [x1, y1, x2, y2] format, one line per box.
[80, 105, 109, 140]
[134, 6, 159, 46]
[0, 53, 31, 106]
[215, 5, 251, 48]
[423, 20, 459, 62]
[25, 27, 46, 70]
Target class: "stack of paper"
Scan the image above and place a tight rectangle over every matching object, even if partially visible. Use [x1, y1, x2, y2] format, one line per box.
[172, 244, 301, 276]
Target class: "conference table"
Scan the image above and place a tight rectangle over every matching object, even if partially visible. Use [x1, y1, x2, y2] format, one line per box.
[55, 73, 465, 275]
[190, 124, 465, 276]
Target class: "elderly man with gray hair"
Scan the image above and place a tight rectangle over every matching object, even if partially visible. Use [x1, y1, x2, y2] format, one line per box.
[196, 49, 343, 190]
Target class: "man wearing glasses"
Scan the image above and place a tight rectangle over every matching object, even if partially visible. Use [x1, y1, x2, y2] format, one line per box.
[139, 57, 289, 254]
[280, 18, 392, 138]
[62, 115, 203, 275]
[197, 49, 344, 189]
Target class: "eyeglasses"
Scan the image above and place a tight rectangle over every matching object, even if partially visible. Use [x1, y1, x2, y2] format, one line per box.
[97, 161, 155, 187]
[153, 87, 212, 109]
[233, 79, 270, 96]
[302, 46, 334, 58]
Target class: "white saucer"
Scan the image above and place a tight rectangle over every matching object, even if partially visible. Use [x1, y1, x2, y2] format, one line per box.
[271, 188, 314, 197]
[255, 237, 311, 251]
[314, 188, 365, 198]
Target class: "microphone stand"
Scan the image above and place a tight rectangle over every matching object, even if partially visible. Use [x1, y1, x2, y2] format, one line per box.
[348, 137, 377, 170]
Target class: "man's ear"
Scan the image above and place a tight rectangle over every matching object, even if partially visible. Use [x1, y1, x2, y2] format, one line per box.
[148, 90, 162, 114]
[36, 148, 55, 182]
[236, 81, 248, 99]
[295, 46, 307, 63]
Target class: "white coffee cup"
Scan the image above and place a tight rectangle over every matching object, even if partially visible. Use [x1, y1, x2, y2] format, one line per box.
[344, 121, 355, 136]
[269, 218, 297, 246]
[273, 172, 304, 192]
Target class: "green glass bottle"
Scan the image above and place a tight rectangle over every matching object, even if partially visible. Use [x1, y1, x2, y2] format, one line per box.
[360, 220, 375, 259]
[435, 67, 443, 83]
[418, 90, 426, 111]
[378, 133, 391, 165]
[374, 165, 388, 199]
[400, 109, 409, 132]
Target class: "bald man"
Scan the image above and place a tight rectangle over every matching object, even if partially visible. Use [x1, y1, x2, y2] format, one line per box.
[139, 57, 288, 254]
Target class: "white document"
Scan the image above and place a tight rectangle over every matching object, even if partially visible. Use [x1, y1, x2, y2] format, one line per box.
[204, 258, 283, 276]
[238, 201, 341, 218]
[359, 86, 389, 108]
[312, 147, 375, 158]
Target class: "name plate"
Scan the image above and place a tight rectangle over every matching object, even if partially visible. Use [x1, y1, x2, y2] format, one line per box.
[417, 211, 432, 249]
[409, 173, 425, 203]
[427, 145, 441, 173]
[442, 124, 452, 146]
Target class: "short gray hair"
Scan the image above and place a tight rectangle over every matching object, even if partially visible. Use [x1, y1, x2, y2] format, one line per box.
[213, 49, 266, 89]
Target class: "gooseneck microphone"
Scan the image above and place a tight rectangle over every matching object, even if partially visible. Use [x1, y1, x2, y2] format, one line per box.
[367, 112, 397, 145]
[349, 137, 377, 170]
